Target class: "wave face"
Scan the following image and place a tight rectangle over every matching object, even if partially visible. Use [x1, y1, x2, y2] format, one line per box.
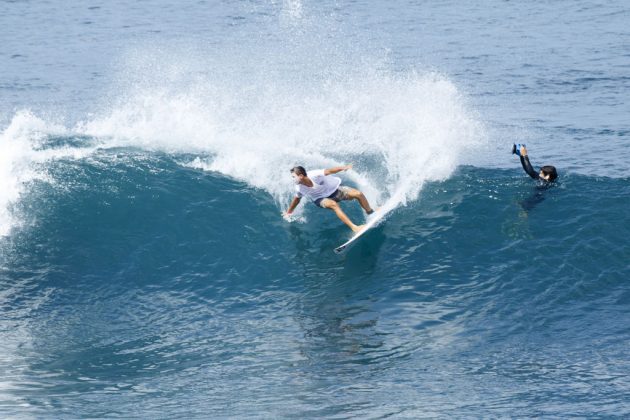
[2, 0, 630, 417]
[1, 143, 629, 417]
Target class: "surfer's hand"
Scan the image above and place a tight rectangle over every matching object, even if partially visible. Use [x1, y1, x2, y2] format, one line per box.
[282, 211, 293, 221]
[344, 164, 353, 171]
[520, 146, 528, 156]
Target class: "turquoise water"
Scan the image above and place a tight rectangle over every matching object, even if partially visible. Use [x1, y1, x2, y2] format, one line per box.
[2, 1, 629, 417]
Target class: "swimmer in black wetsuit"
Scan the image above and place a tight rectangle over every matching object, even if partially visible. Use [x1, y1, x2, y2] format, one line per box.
[512, 144, 558, 182]
[512, 144, 558, 211]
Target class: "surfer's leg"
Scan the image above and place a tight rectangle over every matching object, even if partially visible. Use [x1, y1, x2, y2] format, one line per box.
[343, 188, 374, 215]
[320, 199, 364, 233]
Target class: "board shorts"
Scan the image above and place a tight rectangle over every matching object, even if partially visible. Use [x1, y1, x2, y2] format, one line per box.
[314, 186, 352, 208]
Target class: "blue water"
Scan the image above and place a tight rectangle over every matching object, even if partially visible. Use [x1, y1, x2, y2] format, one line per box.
[2, 1, 630, 417]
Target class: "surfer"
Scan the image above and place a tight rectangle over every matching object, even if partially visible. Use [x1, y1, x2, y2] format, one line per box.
[512, 144, 558, 182]
[283, 165, 375, 233]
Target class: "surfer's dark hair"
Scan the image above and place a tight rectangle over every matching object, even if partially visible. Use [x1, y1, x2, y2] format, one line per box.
[290, 166, 307, 176]
[541, 165, 558, 181]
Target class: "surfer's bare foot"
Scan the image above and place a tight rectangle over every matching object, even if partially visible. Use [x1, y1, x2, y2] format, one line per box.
[352, 224, 366, 233]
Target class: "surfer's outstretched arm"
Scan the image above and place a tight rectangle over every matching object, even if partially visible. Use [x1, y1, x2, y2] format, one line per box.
[324, 164, 352, 176]
[284, 196, 301, 216]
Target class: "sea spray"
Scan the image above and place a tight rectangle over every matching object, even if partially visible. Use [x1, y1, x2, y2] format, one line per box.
[0, 111, 94, 236]
[0, 67, 484, 236]
[80, 68, 484, 216]
[0, 0, 485, 235]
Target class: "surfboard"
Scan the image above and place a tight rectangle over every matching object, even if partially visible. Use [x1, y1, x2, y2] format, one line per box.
[334, 210, 386, 254]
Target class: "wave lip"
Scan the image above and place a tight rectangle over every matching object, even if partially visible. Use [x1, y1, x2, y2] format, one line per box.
[0, 111, 99, 237]
[0, 111, 57, 236]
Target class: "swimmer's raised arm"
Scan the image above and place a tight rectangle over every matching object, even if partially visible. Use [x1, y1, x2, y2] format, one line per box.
[512, 144, 557, 182]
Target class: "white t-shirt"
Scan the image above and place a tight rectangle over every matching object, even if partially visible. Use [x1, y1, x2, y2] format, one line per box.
[295, 169, 341, 202]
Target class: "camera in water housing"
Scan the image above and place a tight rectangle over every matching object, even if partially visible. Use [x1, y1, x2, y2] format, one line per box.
[512, 143, 526, 156]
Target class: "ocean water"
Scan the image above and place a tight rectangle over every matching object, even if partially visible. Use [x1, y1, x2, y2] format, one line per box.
[1, 0, 629, 417]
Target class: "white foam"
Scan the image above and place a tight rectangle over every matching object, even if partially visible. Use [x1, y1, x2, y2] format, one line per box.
[79, 67, 484, 219]
[0, 111, 54, 236]
[0, 111, 96, 237]
[1, 44, 484, 237]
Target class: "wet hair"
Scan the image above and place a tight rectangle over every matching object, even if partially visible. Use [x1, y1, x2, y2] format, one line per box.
[540, 165, 558, 181]
[290, 166, 307, 176]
